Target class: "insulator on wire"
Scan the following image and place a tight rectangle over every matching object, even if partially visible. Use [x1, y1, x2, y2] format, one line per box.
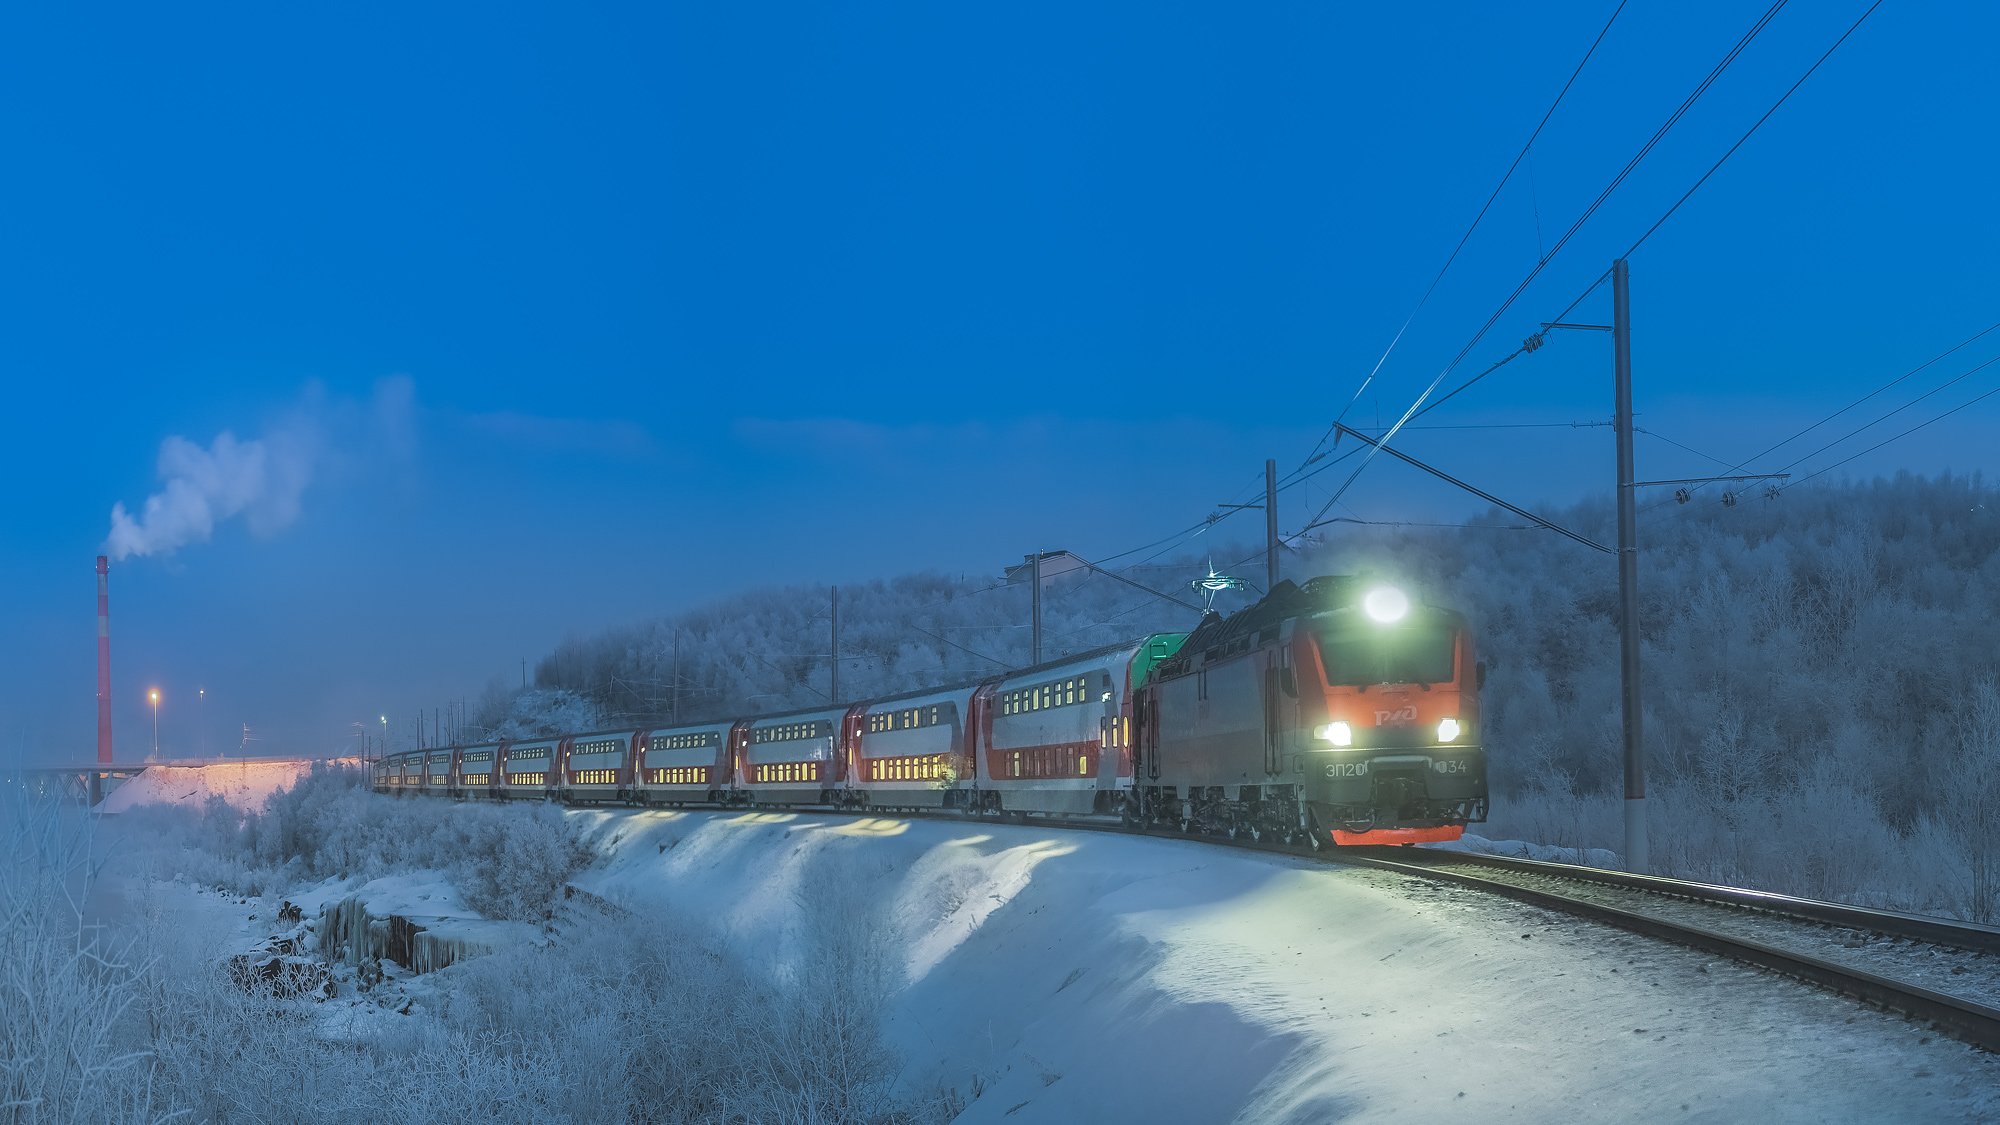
[1673, 488, 1691, 505]
[1721, 492, 1738, 508]
[1522, 332, 1546, 354]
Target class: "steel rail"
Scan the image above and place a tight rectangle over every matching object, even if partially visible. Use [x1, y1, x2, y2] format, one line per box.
[1316, 848, 2000, 1053]
[1371, 847, 2000, 955]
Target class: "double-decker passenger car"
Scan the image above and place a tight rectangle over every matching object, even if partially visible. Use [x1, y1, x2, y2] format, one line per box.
[635, 722, 736, 805]
[559, 730, 640, 804]
[456, 744, 501, 799]
[739, 705, 851, 806]
[499, 739, 557, 799]
[422, 749, 452, 796]
[980, 637, 1184, 815]
[848, 682, 981, 810]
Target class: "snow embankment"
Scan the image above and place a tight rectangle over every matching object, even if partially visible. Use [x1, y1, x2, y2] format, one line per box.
[572, 810, 2000, 1124]
[98, 758, 357, 814]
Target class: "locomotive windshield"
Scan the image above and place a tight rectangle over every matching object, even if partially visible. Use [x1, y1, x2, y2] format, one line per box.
[1311, 615, 1456, 686]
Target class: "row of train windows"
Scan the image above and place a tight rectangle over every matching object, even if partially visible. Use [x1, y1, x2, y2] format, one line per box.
[755, 722, 830, 744]
[572, 769, 618, 785]
[461, 773, 491, 786]
[752, 761, 821, 784]
[869, 755, 951, 782]
[1001, 676, 1095, 716]
[866, 705, 949, 734]
[464, 752, 493, 764]
[1004, 750, 1093, 778]
[506, 772, 548, 786]
[574, 739, 622, 757]
[647, 767, 710, 785]
[507, 747, 552, 762]
[651, 732, 720, 752]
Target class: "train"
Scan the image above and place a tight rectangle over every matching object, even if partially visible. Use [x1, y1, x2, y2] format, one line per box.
[374, 575, 1488, 846]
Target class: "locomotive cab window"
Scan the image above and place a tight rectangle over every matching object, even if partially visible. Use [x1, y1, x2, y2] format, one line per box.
[1311, 615, 1456, 686]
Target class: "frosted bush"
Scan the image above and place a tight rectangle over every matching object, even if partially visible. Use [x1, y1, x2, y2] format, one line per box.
[0, 797, 169, 1124]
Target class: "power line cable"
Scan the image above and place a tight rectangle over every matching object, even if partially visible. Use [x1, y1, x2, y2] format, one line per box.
[1620, 0, 1885, 261]
[1774, 351, 2000, 479]
[1298, 0, 1634, 473]
[1784, 379, 2000, 491]
[1308, 1, 1792, 520]
[1649, 317, 2000, 512]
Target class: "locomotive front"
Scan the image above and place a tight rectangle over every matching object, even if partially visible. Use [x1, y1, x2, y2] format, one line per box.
[1298, 583, 1487, 843]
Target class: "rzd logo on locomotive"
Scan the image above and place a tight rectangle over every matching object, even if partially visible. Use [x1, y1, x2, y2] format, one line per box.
[1374, 705, 1418, 725]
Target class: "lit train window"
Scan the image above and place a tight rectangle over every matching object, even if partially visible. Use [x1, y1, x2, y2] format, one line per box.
[650, 732, 721, 753]
[756, 722, 830, 744]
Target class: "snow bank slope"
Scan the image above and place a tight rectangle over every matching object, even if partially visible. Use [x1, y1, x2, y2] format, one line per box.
[99, 758, 355, 814]
[573, 811, 2000, 1124]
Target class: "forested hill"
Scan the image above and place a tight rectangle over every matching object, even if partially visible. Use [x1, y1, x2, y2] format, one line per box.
[483, 473, 2000, 920]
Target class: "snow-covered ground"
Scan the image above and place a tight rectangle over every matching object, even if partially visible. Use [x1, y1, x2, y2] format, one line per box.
[97, 757, 358, 814]
[86, 772, 2000, 1123]
[571, 809, 2000, 1123]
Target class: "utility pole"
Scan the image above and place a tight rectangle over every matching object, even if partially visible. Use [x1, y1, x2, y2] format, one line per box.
[1612, 257, 1646, 874]
[1265, 458, 1280, 591]
[1215, 461, 1283, 592]
[1031, 550, 1042, 665]
[830, 586, 840, 702]
[520, 657, 527, 690]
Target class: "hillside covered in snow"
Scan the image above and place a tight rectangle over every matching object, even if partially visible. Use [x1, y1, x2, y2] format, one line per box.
[488, 475, 2000, 922]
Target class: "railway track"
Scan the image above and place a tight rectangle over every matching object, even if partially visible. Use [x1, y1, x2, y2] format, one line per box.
[1315, 843, 2000, 1053]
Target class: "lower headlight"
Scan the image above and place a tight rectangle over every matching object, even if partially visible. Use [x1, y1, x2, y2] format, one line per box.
[1314, 721, 1353, 747]
[1437, 718, 1462, 743]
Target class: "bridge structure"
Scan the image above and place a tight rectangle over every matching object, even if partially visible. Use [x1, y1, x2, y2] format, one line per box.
[4, 755, 346, 806]
[7, 763, 152, 805]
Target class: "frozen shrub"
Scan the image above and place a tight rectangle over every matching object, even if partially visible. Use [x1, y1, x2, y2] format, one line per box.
[450, 804, 594, 922]
[0, 796, 170, 1124]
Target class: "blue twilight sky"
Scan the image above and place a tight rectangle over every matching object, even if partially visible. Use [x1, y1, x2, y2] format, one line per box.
[3, 1, 1995, 761]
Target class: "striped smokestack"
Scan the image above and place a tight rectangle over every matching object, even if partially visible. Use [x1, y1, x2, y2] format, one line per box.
[97, 555, 112, 764]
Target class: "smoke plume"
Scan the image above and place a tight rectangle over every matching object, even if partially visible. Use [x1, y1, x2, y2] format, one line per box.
[105, 377, 412, 561]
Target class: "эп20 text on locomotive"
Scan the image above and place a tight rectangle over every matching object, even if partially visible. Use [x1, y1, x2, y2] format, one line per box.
[376, 576, 1489, 846]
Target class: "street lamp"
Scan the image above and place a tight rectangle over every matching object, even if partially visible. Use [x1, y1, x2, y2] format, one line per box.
[380, 715, 387, 762]
[199, 687, 207, 759]
[148, 688, 161, 759]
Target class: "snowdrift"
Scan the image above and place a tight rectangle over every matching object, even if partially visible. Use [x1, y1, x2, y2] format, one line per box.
[571, 810, 2000, 1123]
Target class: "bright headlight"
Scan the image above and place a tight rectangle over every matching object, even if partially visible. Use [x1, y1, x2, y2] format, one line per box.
[1314, 721, 1353, 747]
[1437, 718, 1462, 743]
[1362, 585, 1410, 623]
